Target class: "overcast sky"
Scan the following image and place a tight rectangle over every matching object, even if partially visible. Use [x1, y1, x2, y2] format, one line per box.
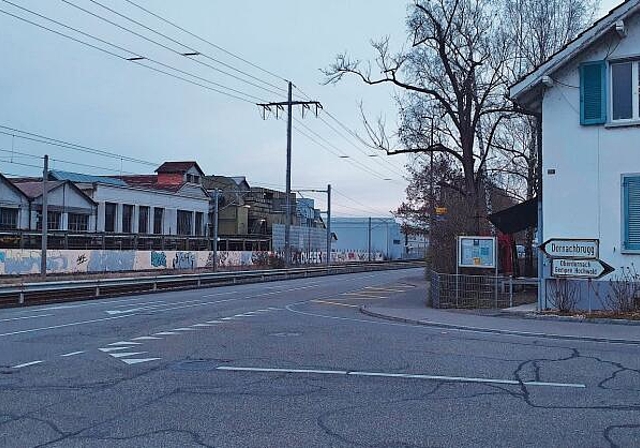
[0, 0, 622, 217]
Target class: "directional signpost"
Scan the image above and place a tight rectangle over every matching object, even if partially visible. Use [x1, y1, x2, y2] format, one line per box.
[550, 258, 615, 279]
[540, 238, 599, 259]
[541, 238, 614, 280]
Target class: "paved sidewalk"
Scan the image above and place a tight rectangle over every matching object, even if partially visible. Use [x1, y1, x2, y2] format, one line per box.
[363, 278, 640, 344]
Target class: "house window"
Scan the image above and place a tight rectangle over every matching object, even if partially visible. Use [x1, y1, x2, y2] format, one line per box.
[611, 61, 636, 121]
[139, 206, 149, 234]
[153, 208, 164, 234]
[38, 211, 61, 230]
[177, 210, 193, 235]
[104, 202, 117, 232]
[623, 175, 640, 251]
[195, 212, 203, 236]
[68, 213, 89, 232]
[122, 204, 134, 233]
[0, 207, 18, 230]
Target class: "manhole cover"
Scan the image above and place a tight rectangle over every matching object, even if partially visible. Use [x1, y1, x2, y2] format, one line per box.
[270, 332, 302, 337]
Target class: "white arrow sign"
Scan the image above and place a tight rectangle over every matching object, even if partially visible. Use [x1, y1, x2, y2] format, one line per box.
[540, 239, 599, 259]
[551, 258, 614, 279]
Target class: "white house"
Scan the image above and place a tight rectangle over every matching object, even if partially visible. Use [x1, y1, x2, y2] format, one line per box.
[0, 173, 30, 230]
[49, 162, 210, 236]
[510, 0, 640, 309]
[11, 179, 97, 232]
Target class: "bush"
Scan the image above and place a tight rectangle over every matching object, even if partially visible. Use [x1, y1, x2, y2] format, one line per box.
[605, 264, 640, 312]
[548, 278, 579, 312]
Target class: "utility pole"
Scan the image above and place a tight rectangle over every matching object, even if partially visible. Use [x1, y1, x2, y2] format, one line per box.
[258, 81, 322, 267]
[326, 184, 331, 269]
[41, 155, 48, 278]
[212, 189, 219, 272]
[368, 217, 372, 262]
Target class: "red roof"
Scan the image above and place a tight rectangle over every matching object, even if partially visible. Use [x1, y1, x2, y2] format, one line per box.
[14, 181, 64, 198]
[155, 161, 204, 175]
[113, 175, 183, 193]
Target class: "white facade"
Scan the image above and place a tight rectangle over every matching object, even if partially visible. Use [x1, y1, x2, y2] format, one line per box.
[539, 11, 640, 271]
[28, 182, 97, 231]
[0, 175, 29, 230]
[331, 217, 404, 260]
[510, 2, 640, 308]
[82, 183, 210, 236]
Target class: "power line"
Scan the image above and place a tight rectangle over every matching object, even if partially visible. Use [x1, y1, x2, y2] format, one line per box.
[122, 0, 287, 83]
[0, 3, 266, 104]
[0, 126, 158, 167]
[293, 85, 407, 176]
[292, 118, 401, 183]
[86, 0, 286, 94]
[61, 0, 284, 98]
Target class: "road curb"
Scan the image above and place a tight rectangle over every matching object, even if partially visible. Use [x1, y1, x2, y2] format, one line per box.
[360, 306, 640, 345]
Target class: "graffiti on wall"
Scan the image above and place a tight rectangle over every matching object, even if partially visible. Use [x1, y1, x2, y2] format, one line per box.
[0, 248, 387, 276]
[150, 251, 167, 268]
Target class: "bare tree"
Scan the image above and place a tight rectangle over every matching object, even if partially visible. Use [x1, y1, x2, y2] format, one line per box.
[325, 0, 513, 234]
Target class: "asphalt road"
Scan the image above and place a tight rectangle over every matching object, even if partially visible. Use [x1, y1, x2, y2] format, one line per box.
[1, 268, 639, 447]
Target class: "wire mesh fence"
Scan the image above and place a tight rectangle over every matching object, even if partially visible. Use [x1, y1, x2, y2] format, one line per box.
[428, 269, 537, 309]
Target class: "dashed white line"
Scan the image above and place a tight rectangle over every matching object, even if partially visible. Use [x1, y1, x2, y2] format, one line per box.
[191, 324, 214, 327]
[110, 352, 147, 358]
[108, 341, 141, 346]
[122, 357, 161, 365]
[132, 336, 161, 341]
[154, 332, 178, 336]
[172, 328, 196, 331]
[13, 360, 44, 369]
[0, 314, 54, 322]
[99, 347, 133, 353]
[61, 351, 85, 357]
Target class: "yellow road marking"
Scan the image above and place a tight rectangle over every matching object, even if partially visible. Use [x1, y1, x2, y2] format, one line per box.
[364, 287, 406, 293]
[342, 293, 389, 299]
[312, 300, 359, 308]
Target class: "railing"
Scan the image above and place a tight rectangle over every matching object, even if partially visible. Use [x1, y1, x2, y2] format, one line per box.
[0, 230, 271, 251]
[428, 269, 537, 309]
[0, 261, 425, 307]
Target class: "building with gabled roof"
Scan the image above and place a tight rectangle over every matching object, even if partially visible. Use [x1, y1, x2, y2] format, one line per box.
[11, 179, 97, 231]
[0, 173, 30, 230]
[510, 0, 640, 309]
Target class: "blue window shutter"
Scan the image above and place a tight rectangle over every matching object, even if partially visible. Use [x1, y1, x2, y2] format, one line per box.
[624, 176, 640, 250]
[580, 61, 607, 125]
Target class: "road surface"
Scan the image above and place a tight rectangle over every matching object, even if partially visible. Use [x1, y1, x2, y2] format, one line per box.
[1, 268, 639, 447]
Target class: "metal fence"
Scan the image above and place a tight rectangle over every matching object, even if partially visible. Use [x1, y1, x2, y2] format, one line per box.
[428, 270, 538, 309]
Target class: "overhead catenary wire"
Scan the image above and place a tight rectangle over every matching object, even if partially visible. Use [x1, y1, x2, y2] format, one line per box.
[61, 0, 285, 98]
[84, 0, 286, 94]
[0, 125, 158, 167]
[122, 0, 287, 83]
[0, 2, 267, 104]
[293, 85, 407, 174]
[292, 117, 402, 184]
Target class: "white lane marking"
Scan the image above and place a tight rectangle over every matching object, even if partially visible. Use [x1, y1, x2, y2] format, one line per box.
[0, 315, 130, 338]
[13, 360, 44, 369]
[0, 270, 411, 338]
[122, 357, 161, 365]
[33, 296, 166, 311]
[108, 341, 141, 346]
[233, 314, 251, 317]
[172, 328, 196, 331]
[217, 366, 586, 389]
[132, 336, 161, 341]
[61, 351, 85, 357]
[99, 347, 132, 353]
[110, 352, 147, 358]
[105, 308, 148, 315]
[0, 314, 54, 323]
[221, 317, 234, 320]
[191, 324, 214, 327]
[154, 332, 178, 336]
